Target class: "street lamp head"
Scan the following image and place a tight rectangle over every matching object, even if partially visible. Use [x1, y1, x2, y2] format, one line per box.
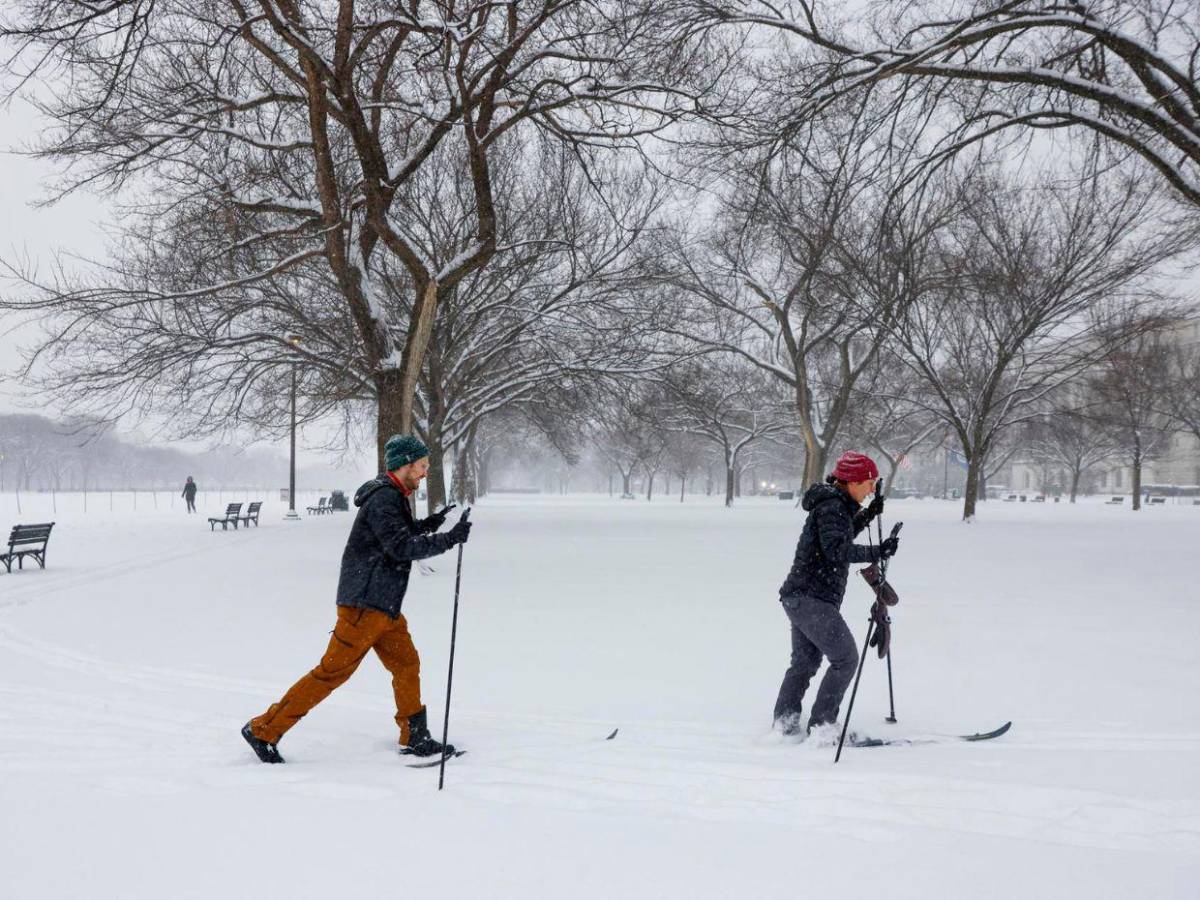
[288, 334, 302, 347]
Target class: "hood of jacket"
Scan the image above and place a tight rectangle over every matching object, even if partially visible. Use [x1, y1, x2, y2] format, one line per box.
[801, 482, 850, 512]
[354, 474, 394, 508]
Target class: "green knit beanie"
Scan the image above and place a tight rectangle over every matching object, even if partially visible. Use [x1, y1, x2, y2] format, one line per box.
[384, 434, 429, 472]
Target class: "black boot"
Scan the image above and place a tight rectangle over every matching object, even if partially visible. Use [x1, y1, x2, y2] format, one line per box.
[400, 707, 456, 758]
[241, 722, 285, 764]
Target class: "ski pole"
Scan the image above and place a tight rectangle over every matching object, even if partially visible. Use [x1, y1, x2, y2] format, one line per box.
[834, 616, 876, 764]
[875, 513, 897, 724]
[885, 647, 897, 724]
[438, 508, 470, 791]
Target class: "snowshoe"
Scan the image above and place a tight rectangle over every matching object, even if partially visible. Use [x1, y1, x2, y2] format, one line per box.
[241, 722, 285, 764]
[399, 708, 457, 758]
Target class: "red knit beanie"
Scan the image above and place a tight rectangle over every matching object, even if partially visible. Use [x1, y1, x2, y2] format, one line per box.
[831, 451, 879, 483]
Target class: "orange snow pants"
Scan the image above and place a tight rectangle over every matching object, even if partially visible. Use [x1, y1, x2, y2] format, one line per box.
[249, 606, 423, 745]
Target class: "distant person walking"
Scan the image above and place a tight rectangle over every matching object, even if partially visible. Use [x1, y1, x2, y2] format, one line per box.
[181, 476, 198, 513]
[773, 452, 899, 740]
[242, 435, 471, 764]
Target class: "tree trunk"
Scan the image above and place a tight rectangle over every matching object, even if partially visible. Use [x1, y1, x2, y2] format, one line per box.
[962, 453, 981, 521]
[425, 438, 447, 514]
[725, 450, 736, 507]
[646, 471, 655, 501]
[622, 470, 632, 496]
[1069, 467, 1081, 503]
[474, 441, 489, 501]
[885, 459, 900, 497]
[679, 476, 686, 503]
[393, 279, 438, 441]
[802, 439, 827, 486]
[1131, 449, 1143, 511]
[608, 472, 613, 497]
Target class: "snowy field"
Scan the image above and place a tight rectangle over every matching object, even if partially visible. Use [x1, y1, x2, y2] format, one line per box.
[1, 490, 1198, 898]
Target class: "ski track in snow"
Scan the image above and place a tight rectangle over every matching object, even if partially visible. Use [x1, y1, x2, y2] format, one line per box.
[2, 616, 1198, 856]
[2, 495, 1199, 897]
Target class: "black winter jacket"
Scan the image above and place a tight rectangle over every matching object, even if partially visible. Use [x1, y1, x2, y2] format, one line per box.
[779, 483, 881, 607]
[335, 475, 455, 618]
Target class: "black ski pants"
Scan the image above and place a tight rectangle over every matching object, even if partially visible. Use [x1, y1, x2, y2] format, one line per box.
[773, 593, 859, 732]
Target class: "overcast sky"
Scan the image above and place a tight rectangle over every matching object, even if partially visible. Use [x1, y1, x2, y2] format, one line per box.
[0, 98, 106, 409]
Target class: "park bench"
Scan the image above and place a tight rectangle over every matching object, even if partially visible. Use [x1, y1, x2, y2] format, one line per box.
[1031, 494, 1046, 503]
[1148, 496, 1166, 506]
[1105, 496, 1125, 505]
[1003, 494, 1017, 502]
[306, 497, 329, 515]
[237, 501, 263, 527]
[1, 522, 55, 573]
[208, 503, 243, 531]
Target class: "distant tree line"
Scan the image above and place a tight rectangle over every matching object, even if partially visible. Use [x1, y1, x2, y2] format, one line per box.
[0, 414, 286, 492]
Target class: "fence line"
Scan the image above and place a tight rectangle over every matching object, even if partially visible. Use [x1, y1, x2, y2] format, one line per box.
[0, 488, 344, 518]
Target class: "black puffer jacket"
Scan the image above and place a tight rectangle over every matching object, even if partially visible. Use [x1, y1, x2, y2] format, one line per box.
[779, 483, 881, 606]
[335, 475, 455, 618]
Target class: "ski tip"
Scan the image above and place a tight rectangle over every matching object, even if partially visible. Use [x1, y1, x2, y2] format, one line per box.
[605, 728, 619, 740]
[962, 721, 1012, 741]
[405, 750, 467, 769]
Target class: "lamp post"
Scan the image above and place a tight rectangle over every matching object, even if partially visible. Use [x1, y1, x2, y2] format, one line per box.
[284, 335, 302, 521]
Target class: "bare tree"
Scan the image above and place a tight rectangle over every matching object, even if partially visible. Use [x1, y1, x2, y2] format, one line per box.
[663, 428, 706, 502]
[589, 381, 665, 498]
[1161, 335, 1200, 445]
[1, 1, 702, 464]
[654, 102, 959, 484]
[893, 163, 1183, 520]
[1026, 394, 1121, 502]
[684, 1, 1200, 210]
[1090, 327, 1174, 510]
[844, 353, 943, 493]
[661, 360, 789, 506]
[396, 147, 666, 511]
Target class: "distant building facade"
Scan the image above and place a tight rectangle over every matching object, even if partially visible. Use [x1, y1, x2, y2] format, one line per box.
[1007, 317, 1200, 496]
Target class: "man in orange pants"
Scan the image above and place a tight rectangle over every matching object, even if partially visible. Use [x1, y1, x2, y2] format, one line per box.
[242, 435, 472, 763]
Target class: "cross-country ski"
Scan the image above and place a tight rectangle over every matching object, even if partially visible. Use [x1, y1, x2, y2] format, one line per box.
[848, 721, 1013, 748]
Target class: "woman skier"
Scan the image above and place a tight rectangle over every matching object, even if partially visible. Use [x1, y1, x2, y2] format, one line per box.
[774, 451, 899, 740]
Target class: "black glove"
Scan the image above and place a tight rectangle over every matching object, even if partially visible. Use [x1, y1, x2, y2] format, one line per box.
[854, 494, 884, 529]
[868, 600, 891, 659]
[445, 512, 473, 546]
[879, 535, 899, 559]
[422, 504, 456, 533]
[859, 563, 900, 607]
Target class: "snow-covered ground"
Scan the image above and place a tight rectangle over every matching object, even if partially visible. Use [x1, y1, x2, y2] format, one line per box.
[1, 491, 1198, 898]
